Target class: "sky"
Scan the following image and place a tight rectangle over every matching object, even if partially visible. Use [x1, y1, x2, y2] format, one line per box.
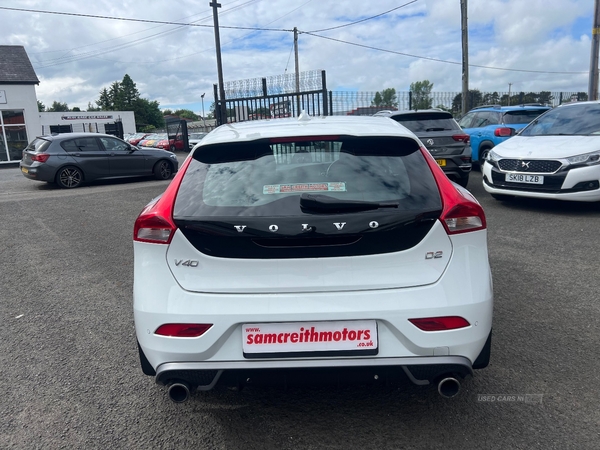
[0, 0, 594, 115]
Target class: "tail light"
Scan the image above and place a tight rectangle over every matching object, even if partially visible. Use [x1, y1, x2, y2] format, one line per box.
[409, 316, 470, 331]
[452, 134, 470, 144]
[155, 323, 213, 337]
[133, 156, 191, 244]
[420, 147, 486, 235]
[494, 127, 514, 137]
[31, 153, 51, 163]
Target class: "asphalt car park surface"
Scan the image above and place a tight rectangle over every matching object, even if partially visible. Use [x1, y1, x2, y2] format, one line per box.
[1, 157, 599, 449]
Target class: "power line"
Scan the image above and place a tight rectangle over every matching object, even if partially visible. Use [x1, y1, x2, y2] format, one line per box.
[301, 31, 588, 75]
[0, 6, 290, 32]
[5, 4, 587, 76]
[306, 0, 419, 33]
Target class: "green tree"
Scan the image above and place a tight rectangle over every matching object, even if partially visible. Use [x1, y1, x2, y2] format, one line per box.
[71, 107, 81, 112]
[120, 74, 139, 108]
[94, 74, 163, 131]
[96, 88, 111, 110]
[576, 92, 588, 102]
[47, 101, 69, 112]
[87, 102, 101, 112]
[452, 90, 483, 113]
[134, 98, 164, 130]
[173, 109, 199, 121]
[162, 109, 173, 116]
[410, 80, 433, 110]
[109, 81, 124, 110]
[371, 88, 398, 107]
[538, 91, 554, 105]
[482, 92, 500, 105]
[37, 100, 45, 112]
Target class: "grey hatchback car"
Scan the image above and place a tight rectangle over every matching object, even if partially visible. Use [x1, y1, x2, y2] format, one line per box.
[375, 110, 472, 187]
[20, 133, 179, 188]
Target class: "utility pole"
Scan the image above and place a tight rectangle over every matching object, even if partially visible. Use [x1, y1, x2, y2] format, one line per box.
[211, 1, 227, 125]
[294, 27, 301, 115]
[508, 83, 512, 105]
[589, 0, 600, 100]
[201, 93, 206, 131]
[460, 0, 469, 115]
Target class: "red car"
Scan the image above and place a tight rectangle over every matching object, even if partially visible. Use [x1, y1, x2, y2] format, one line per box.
[127, 133, 152, 146]
[156, 134, 185, 152]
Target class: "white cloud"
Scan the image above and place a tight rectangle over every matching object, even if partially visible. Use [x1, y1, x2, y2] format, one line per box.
[0, 0, 594, 110]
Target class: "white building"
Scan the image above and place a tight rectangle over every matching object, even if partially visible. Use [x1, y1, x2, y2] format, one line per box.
[0, 45, 137, 165]
[39, 111, 136, 136]
[0, 45, 41, 164]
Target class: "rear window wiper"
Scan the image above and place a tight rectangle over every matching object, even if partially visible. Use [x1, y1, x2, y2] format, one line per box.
[300, 194, 399, 213]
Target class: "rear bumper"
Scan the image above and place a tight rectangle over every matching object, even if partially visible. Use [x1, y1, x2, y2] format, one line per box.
[19, 162, 54, 182]
[435, 155, 471, 182]
[154, 356, 474, 389]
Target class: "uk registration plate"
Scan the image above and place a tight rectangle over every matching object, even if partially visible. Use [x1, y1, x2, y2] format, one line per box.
[436, 159, 447, 167]
[21, 167, 28, 174]
[505, 173, 544, 184]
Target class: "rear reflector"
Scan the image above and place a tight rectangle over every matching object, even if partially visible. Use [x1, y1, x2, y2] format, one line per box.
[155, 323, 213, 337]
[409, 316, 470, 331]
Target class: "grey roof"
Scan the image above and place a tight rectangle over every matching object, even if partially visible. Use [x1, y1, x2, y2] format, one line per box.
[0, 45, 40, 84]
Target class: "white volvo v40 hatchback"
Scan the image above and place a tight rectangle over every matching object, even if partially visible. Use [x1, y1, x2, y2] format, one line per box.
[133, 113, 493, 402]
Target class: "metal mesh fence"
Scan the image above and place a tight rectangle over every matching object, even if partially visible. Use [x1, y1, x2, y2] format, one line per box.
[223, 70, 324, 98]
[333, 90, 588, 117]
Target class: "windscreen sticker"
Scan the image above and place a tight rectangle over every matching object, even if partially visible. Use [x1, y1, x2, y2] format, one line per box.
[263, 182, 346, 194]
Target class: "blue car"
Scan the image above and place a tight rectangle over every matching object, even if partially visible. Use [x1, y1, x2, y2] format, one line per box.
[458, 105, 550, 166]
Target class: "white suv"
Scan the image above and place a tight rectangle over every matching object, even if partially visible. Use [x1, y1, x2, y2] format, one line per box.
[133, 113, 493, 402]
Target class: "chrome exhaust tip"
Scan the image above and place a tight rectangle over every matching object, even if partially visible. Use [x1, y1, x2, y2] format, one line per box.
[167, 382, 191, 403]
[437, 377, 460, 398]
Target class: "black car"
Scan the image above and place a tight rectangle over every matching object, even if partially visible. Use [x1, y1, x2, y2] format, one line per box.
[20, 133, 179, 188]
[375, 110, 472, 187]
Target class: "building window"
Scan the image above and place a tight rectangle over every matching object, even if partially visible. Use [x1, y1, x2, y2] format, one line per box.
[1, 110, 28, 162]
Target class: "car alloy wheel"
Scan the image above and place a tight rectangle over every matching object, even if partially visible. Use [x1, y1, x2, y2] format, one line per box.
[56, 166, 83, 188]
[154, 160, 173, 180]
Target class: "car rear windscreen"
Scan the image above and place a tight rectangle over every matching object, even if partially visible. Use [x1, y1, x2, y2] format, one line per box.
[503, 109, 548, 125]
[389, 113, 460, 132]
[25, 138, 51, 153]
[173, 136, 441, 218]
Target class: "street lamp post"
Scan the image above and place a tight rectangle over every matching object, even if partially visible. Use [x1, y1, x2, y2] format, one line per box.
[201, 93, 206, 131]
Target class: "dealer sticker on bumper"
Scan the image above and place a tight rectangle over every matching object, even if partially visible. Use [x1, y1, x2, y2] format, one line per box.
[243, 320, 378, 357]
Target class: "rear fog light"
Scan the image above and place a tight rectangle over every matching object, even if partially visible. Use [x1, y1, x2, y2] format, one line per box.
[155, 324, 213, 337]
[409, 316, 470, 331]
